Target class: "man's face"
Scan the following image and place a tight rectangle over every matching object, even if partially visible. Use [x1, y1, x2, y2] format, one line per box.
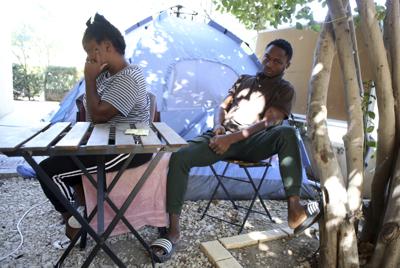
[261, 45, 290, 78]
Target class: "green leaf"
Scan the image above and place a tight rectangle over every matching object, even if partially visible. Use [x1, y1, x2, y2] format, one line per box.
[367, 111, 375, 119]
[310, 23, 321, 32]
[296, 22, 303, 29]
[366, 126, 375, 133]
[367, 140, 376, 147]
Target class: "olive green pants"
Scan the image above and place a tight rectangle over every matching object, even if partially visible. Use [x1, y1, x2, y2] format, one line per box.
[166, 125, 303, 214]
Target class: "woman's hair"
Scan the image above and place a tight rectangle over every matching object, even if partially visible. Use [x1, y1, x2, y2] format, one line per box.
[82, 13, 126, 55]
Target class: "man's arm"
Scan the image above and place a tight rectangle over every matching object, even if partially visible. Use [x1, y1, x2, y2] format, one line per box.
[209, 106, 285, 155]
[213, 95, 234, 135]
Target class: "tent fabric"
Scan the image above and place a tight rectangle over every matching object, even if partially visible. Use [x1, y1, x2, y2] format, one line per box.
[125, 11, 261, 139]
[50, 80, 85, 124]
[50, 8, 319, 200]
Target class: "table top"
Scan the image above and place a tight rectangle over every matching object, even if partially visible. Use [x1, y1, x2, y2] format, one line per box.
[0, 122, 187, 156]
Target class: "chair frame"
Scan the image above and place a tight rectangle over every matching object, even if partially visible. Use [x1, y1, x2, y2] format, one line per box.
[200, 158, 275, 234]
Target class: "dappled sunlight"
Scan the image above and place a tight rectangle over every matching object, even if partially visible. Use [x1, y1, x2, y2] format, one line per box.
[145, 72, 159, 84]
[232, 88, 266, 125]
[347, 169, 363, 211]
[312, 107, 328, 125]
[141, 34, 169, 55]
[138, 59, 148, 68]
[272, 217, 283, 224]
[311, 62, 324, 76]
[248, 231, 269, 241]
[258, 242, 270, 251]
[244, 221, 254, 229]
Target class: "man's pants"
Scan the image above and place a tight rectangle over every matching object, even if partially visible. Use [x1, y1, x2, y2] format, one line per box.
[166, 125, 303, 214]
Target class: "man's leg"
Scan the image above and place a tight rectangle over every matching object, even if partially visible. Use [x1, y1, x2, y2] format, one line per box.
[166, 133, 237, 243]
[238, 125, 308, 229]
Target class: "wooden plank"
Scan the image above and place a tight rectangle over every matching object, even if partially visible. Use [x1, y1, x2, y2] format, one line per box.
[22, 122, 71, 150]
[115, 123, 137, 147]
[0, 124, 50, 151]
[135, 122, 162, 148]
[152, 122, 187, 147]
[216, 258, 243, 268]
[54, 122, 91, 150]
[200, 240, 233, 264]
[86, 124, 110, 147]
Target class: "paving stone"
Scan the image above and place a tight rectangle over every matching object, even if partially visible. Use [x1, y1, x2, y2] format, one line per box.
[216, 257, 243, 268]
[219, 228, 291, 249]
[200, 240, 232, 263]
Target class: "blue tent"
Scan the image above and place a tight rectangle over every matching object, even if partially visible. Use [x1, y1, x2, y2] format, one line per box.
[50, 8, 319, 200]
[124, 10, 261, 139]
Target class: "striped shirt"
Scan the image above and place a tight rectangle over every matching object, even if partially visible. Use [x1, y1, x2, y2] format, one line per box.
[84, 64, 150, 131]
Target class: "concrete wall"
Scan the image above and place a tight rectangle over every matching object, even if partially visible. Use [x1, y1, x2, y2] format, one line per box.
[0, 7, 14, 118]
[255, 28, 373, 121]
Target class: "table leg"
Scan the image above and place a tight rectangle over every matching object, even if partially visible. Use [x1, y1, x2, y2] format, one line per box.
[97, 155, 105, 234]
[83, 151, 165, 267]
[21, 152, 124, 267]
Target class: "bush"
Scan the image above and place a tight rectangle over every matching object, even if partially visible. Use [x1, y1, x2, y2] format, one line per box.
[44, 66, 79, 101]
[13, 64, 80, 102]
[12, 64, 43, 100]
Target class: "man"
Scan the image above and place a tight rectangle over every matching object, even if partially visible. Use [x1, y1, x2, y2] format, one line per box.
[151, 39, 320, 261]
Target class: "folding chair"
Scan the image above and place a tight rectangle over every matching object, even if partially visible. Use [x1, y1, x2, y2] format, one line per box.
[200, 158, 275, 234]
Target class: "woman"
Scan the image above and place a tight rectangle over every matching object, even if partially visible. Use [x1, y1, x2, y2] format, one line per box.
[38, 13, 152, 248]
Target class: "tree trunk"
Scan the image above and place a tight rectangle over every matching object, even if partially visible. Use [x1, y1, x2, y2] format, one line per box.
[306, 13, 344, 268]
[385, 0, 400, 141]
[356, 0, 397, 243]
[327, 0, 365, 266]
[368, 148, 400, 267]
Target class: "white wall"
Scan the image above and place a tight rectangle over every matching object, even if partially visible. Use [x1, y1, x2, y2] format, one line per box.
[0, 6, 13, 118]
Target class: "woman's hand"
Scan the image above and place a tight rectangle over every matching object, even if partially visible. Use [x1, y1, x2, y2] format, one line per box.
[84, 50, 108, 82]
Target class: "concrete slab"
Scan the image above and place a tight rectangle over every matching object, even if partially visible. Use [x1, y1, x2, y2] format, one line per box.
[200, 240, 233, 264]
[0, 100, 58, 178]
[216, 257, 243, 268]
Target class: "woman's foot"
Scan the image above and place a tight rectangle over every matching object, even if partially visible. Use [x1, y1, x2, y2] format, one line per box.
[67, 206, 85, 228]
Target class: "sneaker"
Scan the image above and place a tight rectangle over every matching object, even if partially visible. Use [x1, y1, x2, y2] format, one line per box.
[68, 206, 85, 229]
[52, 235, 81, 250]
[16, 164, 37, 179]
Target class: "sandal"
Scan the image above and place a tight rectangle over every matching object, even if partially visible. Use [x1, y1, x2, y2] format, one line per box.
[294, 201, 322, 235]
[67, 206, 85, 229]
[150, 237, 176, 263]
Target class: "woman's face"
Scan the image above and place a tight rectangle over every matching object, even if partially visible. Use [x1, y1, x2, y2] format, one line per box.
[83, 39, 108, 66]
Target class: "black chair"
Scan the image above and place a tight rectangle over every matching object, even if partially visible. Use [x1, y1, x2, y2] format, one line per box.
[200, 158, 276, 234]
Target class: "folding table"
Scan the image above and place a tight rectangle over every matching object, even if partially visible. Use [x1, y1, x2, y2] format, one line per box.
[0, 121, 187, 267]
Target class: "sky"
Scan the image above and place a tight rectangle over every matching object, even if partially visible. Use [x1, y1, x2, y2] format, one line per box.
[6, 0, 385, 68]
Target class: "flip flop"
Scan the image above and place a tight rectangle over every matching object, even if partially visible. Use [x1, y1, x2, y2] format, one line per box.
[294, 201, 322, 235]
[150, 237, 176, 263]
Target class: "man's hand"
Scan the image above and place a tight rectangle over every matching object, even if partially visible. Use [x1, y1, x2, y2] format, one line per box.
[209, 134, 232, 155]
[213, 124, 226, 135]
[84, 50, 108, 82]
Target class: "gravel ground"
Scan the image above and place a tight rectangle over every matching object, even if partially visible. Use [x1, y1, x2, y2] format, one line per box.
[0, 177, 319, 267]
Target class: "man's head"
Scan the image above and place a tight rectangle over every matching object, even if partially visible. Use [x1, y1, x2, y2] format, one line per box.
[261, 39, 292, 78]
[82, 13, 126, 67]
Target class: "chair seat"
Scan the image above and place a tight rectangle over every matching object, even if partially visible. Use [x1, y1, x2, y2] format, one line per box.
[225, 159, 271, 168]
